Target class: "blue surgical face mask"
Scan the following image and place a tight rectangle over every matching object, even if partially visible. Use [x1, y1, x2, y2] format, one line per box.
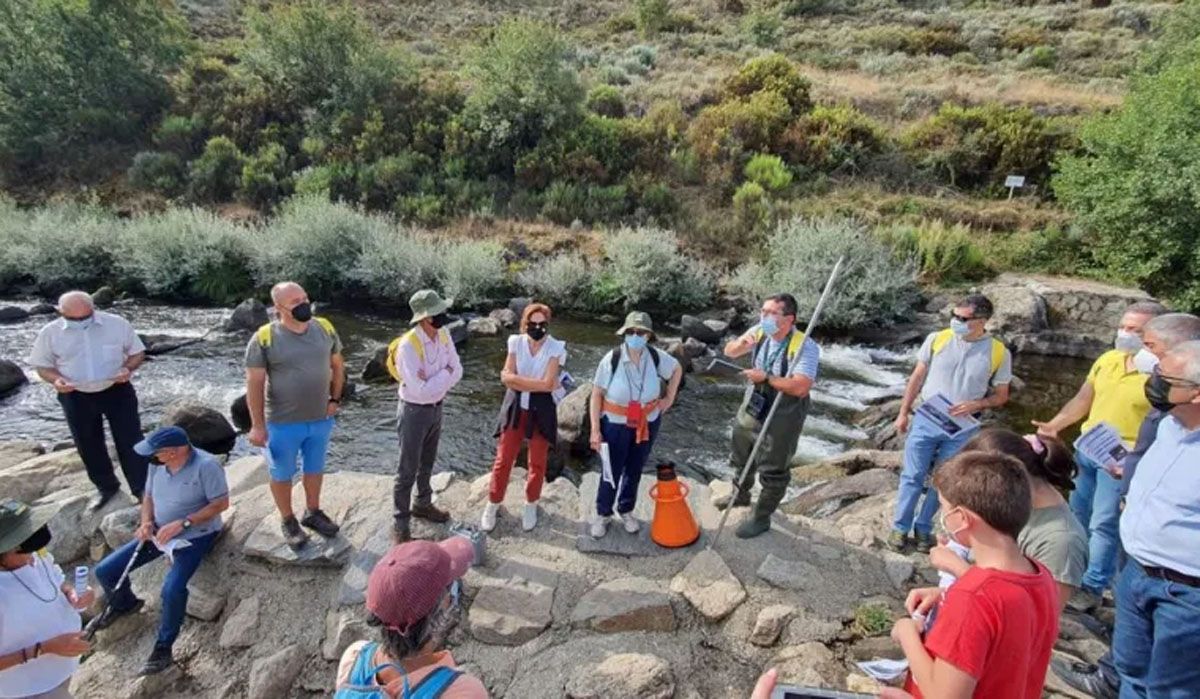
[65, 314, 94, 330]
[760, 314, 779, 336]
[950, 318, 970, 337]
[625, 334, 648, 352]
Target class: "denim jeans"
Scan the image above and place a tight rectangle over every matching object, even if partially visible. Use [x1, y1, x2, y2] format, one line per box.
[596, 417, 661, 517]
[1069, 451, 1122, 593]
[1113, 561, 1200, 698]
[95, 531, 219, 649]
[892, 411, 975, 536]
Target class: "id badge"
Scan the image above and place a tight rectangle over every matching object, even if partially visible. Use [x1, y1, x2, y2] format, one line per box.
[626, 400, 644, 423]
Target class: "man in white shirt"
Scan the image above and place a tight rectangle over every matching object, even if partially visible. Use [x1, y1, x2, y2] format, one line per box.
[27, 291, 148, 510]
[386, 290, 463, 543]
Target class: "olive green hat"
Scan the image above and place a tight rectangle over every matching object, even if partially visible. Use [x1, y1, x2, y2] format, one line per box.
[409, 289, 453, 325]
[0, 499, 58, 555]
[615, 311, 656, 339]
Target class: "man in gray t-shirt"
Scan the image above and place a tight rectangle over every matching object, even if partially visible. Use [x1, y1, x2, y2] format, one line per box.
[888, 294, 1014, 554]
[244, 281, 345, 549]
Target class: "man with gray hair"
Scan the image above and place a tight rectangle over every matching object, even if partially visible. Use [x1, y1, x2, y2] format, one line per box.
[1053, 312, 1200, 698]
[27, 291, 148, 510]
[1035, 300, 1168, 611]
[1109, 340, 1200, 696]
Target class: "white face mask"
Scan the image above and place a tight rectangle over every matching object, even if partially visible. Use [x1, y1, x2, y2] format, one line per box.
[1115, 329, 1143, 354]
[1132, 348, 1160, 375]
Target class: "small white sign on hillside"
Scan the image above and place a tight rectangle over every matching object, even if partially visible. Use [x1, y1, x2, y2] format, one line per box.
[1004, 174, 1026, 199]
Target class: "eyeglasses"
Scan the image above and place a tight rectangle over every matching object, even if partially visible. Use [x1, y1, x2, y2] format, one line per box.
[1158, 373, 1200, 388]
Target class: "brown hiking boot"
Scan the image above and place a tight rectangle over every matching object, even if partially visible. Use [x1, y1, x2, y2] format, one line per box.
[411, 503, 450, 523]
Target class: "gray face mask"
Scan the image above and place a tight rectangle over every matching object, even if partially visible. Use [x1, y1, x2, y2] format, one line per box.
[950, 318, 970, 336]
[64, 314, 95, 330]
[1115, 330, 1143, 354]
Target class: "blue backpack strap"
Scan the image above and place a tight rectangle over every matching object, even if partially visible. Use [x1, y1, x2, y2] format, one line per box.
[409, 666, 462, 699]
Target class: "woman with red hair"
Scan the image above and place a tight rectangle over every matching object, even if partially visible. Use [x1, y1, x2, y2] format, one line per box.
[482, 303, 566, 533]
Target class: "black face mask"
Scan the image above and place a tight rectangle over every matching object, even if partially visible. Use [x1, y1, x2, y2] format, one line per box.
[17, 525, 52, 554]
[1145, 372, 1193, 413]
[430, 313, 450, 329]
[290, 302, 313, 322]
[527, 323, 548, 341]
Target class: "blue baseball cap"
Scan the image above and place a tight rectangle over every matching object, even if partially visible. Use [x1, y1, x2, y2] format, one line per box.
[134, 426, 191, 456]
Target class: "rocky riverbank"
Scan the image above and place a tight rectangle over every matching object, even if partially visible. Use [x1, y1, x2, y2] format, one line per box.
[2, 439, 1109, 698]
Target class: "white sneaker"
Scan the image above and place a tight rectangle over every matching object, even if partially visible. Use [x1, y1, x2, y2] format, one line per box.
[481, 502, 499, 532]
[589, 515, 608, 539]
[522, 503, 538, 532]
[620, 513, 640, 534]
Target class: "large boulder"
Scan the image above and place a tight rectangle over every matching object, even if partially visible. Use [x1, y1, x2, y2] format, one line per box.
[469, 574, 555, 646]
[0, 450, 86, 503]
[91, 286, 116, 308]
[557, 381, 594, 455]
[467, 317, 502, 336]
[446, 318, 469, 346]
[781, 469, 899, 519]
[248, 645, 307, 699]
[223, 298, 268, 333]
[229, 393, 251, 433]
[28, 303, 56, 316]
[566, 653, 675, 699]
[570, 577, 676, 633]
[508, 297, 532, 318]
[161, 401, 237, 455]
[772, 642, 847, 688]
[681, 314, 725, 345]
[489, 307, 518, 328]
[670, 549, 747, 622]
[360, 344, 393, 384]
[0, 360, 28, 396]
[0, 306, 30, 324]
[219, 595, 260, 649]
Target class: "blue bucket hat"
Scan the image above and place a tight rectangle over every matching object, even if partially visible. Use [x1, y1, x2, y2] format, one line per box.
[134, 426, 191, 457]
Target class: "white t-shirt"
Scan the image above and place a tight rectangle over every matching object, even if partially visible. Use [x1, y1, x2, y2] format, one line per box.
[508, 334, 567, 409]
[0, 553, 81, 697]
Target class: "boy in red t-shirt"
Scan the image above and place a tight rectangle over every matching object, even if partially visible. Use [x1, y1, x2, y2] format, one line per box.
[888, 451, 1060, 699]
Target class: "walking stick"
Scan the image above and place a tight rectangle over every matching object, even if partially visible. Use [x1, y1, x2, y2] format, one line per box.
[709, 256, 845, 549]
[83, 538, 146, 640]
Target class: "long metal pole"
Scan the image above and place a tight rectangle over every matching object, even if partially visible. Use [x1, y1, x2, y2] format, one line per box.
[709, 256, 846, 549]
[83, 538, 146, 640]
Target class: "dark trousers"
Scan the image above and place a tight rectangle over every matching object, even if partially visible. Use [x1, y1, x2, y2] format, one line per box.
[57, 382, 147, 497]
[394, 402, 442, 522]
[95, 531, 219, 649]
[596, 416, 661, 517]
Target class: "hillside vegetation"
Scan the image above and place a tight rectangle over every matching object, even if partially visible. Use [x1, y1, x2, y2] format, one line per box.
[1, 0, 1196, 311]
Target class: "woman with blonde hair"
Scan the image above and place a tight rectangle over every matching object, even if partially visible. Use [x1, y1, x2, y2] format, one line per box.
[481, 303, 566, 533]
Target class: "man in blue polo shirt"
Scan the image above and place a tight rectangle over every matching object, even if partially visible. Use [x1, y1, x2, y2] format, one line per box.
[90, 426, 229, 677]
[1112, 340, 1200, 697]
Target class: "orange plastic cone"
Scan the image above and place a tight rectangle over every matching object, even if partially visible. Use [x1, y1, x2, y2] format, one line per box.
[649, 462, 701, 548]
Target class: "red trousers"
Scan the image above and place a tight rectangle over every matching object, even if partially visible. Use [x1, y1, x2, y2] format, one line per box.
[488, 410, 549, 504]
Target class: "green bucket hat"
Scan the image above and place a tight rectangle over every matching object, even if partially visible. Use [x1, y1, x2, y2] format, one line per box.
[0, 499, 58, 555]
[616, 311, 655, 339]
[409, 289, 452, 325]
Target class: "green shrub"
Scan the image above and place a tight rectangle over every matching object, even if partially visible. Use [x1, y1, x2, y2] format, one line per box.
[357, 152, 430, 210]
[437, 240, 508, 307]
[154, 115, 205, 157]
[637, 183, 679, 224]
[396, 193, 447, 226]
[743, 9, 784, 49]
[188, 137, 246, 202]
[1020, 46, 1059, 69]
[902, 103, 1077, 192]
[733, 181, 770, 231]
[687, 91, 792, 178]
[586, 85, 627, 118]
[744, 153, 792, 191]
[541, 182, 588, 225]
[0, 0, 186, 180]
[517, 255, 598, 311]
[634, 0, 672, 36]
[877, 220, 991, 283]
[115, 208, 256, 303]
[464, 20, 585, 165]
[1054, 4, 1200, 309]
[254, 195, 376, 297]
[851, 604, 892, 637]
[128, 152, 186, 197]
[778, 105, 888, 173]
[240, 142, 291, 207]
[860, 26, 967, 57]
[603, 227, 715, 310]
[353, 222, 440, 298]
[732, 216, 920, 329]
[0, 202, 116, 293]
[722, 54, 812, 116]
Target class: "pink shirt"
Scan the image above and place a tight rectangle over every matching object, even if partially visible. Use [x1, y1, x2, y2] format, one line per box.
[397, 329, 463, 405]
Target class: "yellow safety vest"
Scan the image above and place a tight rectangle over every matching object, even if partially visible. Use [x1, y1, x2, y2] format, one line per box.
[385, 328, 452, 384]
[255, 317, 338, 347]
[930, 328, 1006, 376]
[753, 328, 807, 362]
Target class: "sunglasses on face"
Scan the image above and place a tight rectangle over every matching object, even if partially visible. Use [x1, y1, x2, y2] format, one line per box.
[527, 322, 548, 330]
[624, 329, 650, 337]
[951, 312, 975, 322]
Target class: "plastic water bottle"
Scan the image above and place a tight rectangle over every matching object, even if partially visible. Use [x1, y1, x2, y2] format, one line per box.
[74, 566, 89, 595]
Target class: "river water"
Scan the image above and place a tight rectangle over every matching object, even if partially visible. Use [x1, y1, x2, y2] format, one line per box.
[0, 299, 1089, 483]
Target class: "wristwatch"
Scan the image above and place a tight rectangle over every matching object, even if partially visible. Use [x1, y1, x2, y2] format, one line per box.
[182, 518, 193, 531]
[328, 397, 341, 404]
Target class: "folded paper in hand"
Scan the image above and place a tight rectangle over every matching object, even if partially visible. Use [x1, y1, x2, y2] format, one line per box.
[154, 537, 192, 564]
[1074, 421, 1128, 471]
[915, 393, 979, 438]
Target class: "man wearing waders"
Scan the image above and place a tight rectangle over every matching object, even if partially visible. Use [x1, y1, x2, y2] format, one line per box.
[720, 293, 821, 539]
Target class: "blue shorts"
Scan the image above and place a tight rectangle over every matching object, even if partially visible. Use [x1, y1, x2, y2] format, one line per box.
[266, 417, 335, 482]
